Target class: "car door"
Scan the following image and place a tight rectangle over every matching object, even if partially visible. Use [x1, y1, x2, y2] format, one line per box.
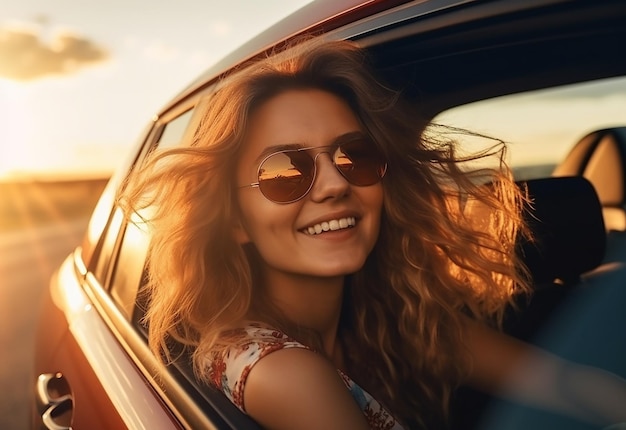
[31, 108, 196, 430]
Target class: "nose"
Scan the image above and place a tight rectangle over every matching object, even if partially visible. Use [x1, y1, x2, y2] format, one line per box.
[308, 152, 351, 202]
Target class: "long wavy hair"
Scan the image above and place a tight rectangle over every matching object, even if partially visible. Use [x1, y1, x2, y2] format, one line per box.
[119, 39, 530, 429]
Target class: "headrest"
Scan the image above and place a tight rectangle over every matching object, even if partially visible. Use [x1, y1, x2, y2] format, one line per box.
[518, 176, 606, 284]
[553, 127, 626, 207]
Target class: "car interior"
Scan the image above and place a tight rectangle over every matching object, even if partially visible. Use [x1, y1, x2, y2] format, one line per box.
[73, 1, 626, 428]
[389, 3, 626, 423]
[451, 174, 615, 429]
[553, 127, 626, 232]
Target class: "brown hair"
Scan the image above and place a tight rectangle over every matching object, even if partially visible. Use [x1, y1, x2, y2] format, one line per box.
[120, 39, 529, 429]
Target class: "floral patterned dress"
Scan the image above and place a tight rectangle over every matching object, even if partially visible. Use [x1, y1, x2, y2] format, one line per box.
[207, 325, 404, 430]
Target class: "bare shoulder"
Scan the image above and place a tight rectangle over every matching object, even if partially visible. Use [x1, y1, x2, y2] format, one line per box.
[244, 347, 369, 430]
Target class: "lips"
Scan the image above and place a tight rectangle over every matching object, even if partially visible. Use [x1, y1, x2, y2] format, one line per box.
[302, 216, 356, 235]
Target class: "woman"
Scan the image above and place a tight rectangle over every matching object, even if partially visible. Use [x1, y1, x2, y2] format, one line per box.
[120, 40, 626, 429]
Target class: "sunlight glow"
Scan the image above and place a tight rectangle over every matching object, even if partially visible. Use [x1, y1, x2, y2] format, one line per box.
[0, 0, 314, 180]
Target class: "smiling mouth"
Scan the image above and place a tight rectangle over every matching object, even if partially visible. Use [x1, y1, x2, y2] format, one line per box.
[302, 217, 357, 235]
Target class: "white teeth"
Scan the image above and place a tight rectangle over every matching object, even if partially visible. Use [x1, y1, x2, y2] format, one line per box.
[304, 217, 356, 235]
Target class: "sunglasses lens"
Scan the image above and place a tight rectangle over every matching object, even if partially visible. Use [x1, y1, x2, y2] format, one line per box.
[335, 140, 387, 186]
[258, 151, 315, 203]
[255, 138, 386, 203]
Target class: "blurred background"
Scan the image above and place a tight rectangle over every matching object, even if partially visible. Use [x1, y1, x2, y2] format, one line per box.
[0, 1, 310, 428]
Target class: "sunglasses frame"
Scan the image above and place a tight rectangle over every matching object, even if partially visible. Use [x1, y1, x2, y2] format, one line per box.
[241, 138, 387, 204]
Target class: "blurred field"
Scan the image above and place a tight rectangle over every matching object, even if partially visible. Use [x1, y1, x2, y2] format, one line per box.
[0, 178, 109, 233]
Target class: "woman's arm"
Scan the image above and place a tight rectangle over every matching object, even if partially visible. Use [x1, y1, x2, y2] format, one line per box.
[464, 320, 626, 426]
[243, 348, 370, 430]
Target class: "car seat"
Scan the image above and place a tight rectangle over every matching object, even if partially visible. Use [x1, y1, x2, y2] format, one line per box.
[552, 127, 626, 231]
[451, 176, 608, 430]
[507, 176, 606, 339]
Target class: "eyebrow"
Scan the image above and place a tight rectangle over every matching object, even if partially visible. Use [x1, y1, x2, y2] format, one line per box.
[253, 130, 368, 164]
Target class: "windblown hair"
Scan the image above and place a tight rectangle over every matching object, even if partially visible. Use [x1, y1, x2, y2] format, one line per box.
[119, 39, 530, 429]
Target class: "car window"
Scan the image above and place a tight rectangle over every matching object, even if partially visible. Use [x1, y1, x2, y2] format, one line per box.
[106, 107, 198, 322]
[91, 207, 125, 286]
[156, 109, 194, 148]
[433, 75, 626, 180]
[108, 213, 151, 320]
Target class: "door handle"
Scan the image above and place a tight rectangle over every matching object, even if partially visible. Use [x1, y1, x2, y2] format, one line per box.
[36, 373, 73, 430]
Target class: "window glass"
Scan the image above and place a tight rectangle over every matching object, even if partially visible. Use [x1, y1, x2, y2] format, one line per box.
[109, 213, 151, 320]
[104, 108, 195, 320]
[92, 208, 124, 285]
[98, 107, 198, 325]
[156, 109, 194, 148]
[82, 121, 156, 268]
[433, 75, 626, 180]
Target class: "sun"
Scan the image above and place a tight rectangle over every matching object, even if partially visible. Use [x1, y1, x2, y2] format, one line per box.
[0, 77, 83, 180]
[0, 78, 36, 179]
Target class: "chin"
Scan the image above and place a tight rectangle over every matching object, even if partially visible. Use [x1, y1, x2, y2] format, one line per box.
[314, 259, 367, 277]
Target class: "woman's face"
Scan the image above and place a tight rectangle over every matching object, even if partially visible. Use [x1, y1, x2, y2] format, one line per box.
[235, 89, 384, 280]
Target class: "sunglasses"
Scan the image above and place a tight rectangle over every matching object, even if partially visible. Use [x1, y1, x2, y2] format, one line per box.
[241, 135, 387, 204]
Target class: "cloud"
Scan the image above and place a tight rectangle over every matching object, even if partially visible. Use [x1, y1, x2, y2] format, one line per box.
[0, 24, 109, 81]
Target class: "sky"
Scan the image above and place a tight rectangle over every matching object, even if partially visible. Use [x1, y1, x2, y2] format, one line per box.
[0, 0, 312, 180]
[1, 0, 625, 181]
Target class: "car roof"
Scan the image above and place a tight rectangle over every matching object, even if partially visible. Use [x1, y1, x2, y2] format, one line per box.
[160, 0, 594, 115]
[163, 0, 467, 110]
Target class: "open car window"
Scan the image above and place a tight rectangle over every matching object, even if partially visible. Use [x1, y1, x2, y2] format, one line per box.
[433, 75, 626, 180]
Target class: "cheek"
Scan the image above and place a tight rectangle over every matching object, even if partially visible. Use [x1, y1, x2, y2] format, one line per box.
[368, 185, 385, 218]
[367, 186, 385, 241]
[237, 193, 299, 244]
